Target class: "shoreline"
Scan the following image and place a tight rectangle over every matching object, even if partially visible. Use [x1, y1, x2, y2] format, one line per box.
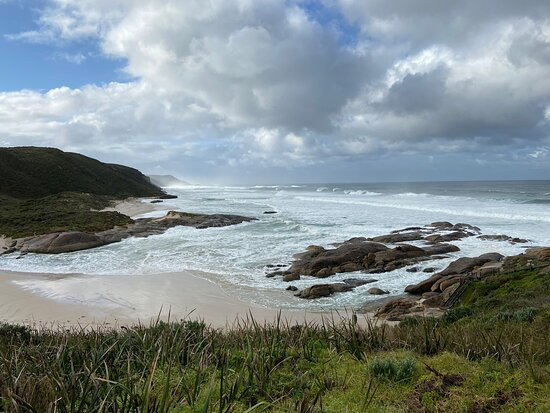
[102, 197, 162, 218]
[0, 269, 370, 328]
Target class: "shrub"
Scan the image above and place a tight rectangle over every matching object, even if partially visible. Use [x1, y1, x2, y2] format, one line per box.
[442, 307, 473, 324]
[368, 356, 417, 383]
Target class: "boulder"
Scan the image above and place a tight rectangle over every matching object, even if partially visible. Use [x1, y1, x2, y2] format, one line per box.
[369, 231, 424, 243]
[525, 247, 550, 261]
[376, 297, 417, 318]
[406, 267, 419, 273]
[283, 273, 300, 282]
[438, 254, 503, 276]
[423, 267, 437, 273]
[295, 283, 353, 299]
[150, 200, 163, 204]
[286, 285, 298, 291]
[422, 293, 443, 308]
[422, 244, 460, 255]
[343, 278, 377, 287]
[263, 211, 277, 214]
[473, 261, 503, 278]
[21, 232, 107, 254]
[430, 221, 454, 229]
[478, 234, 528, 243]
[405, 273, 443, 294]
[424, 231, 470, 243]
[368, 287, 389, 295]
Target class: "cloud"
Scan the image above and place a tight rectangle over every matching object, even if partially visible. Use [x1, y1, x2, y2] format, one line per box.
[1, 0, 550, 181]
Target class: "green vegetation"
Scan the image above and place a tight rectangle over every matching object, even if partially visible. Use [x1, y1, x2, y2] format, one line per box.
[460, 268, 550, 320]
[0, 147, 166, 238]
[0, 147, 163, 199]
[0, 192, 133, 238]
[0, 308, 548, 412]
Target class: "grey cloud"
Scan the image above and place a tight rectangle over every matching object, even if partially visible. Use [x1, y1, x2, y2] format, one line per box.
[1, 0, 550, 182]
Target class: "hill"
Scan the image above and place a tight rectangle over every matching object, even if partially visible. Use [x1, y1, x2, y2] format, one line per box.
[0, 147, 164, 199]
[148, 174, 190, 187]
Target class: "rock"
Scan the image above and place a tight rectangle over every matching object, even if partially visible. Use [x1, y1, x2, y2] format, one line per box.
[376, 298, 417, 318]
[525, 247, 550, 261]
[441, 282, 462, 303]
[369, 231, 424, 243]
[295, 283, 353, 299]
[13, 210, 257, 255]
[422, 291, 439, 299]
[406, 267, 419, 273]
[422, 293, 443, 308]
[282, 242, 388, 279]
[423, 267, 437, 273]
[332, 237, 367, 247]
[283, 273, 300, 282]
[286, 285, 298, 291]
[343, 278, 377, 287]
[153, 211, 256, 229]
[158, 194, 178, 199]
[368, 287, 389, 295]
[453, 223, 481, 232]
[424, 231, 470, 243]
[438, 276, 464, 292]
[430, 221, 454, 229]
[263, 211, 277, 214]
[438, 254, 503, 276]
[150, 200, 163, 203]
[422, 244, 460, 255]
[405, 273, 443, 294]
[478, 234, 529, 243]
[0, 247, 16, 255]
[21, 232, 107, 254]
[473, 261, 503, 278]
[391, 226, 423, 233]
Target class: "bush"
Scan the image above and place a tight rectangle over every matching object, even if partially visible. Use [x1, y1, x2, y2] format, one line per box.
[442, 307, 473, 324]
[368, 356, 417, 383]
[493, 307, 538, 323]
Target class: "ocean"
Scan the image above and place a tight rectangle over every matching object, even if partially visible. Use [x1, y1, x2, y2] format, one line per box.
[1, 180, 549, 310]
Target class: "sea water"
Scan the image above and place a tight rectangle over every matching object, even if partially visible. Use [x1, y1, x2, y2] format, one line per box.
[1, 181, 549, 310]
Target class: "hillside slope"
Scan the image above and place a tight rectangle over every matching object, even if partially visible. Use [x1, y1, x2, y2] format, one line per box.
[0, 147, 164, 199]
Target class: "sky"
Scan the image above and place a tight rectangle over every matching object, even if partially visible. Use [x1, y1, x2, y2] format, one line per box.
[0, 0, 549, 184]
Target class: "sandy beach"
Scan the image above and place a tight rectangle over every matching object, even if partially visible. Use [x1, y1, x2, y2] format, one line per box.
[0, 269, 360, 329]
[101, 197, 161, 217]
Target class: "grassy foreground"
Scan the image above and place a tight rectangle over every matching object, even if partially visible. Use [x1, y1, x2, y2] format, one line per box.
[0, 307, 548, 412]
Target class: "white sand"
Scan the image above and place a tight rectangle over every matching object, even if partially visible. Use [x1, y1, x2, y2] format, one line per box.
[0, 269, 369, 329]
[101, 198, 159, 218]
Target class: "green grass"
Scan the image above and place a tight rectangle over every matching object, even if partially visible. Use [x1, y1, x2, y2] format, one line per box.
[460, 268, 550, 319]
[0, 192, 133, 238]
[0, 314, 548, 412]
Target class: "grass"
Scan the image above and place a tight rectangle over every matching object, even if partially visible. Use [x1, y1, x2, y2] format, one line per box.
[0, 192, 133, 238]
[0, 313, 548, 412]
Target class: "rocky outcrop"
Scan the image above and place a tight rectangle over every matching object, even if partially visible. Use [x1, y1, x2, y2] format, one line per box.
[20, 232, 106, 254]
[478, 234, 529, 244]
[11, 211, 256, 255]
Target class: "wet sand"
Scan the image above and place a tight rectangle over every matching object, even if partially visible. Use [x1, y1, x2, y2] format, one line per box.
[0, 269, 366, 329]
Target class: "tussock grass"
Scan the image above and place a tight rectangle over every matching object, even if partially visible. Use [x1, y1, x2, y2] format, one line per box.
[0, 312, 548, 412]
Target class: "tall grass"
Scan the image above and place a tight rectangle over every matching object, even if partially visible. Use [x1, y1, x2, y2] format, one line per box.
[0, 313, 548, 412]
